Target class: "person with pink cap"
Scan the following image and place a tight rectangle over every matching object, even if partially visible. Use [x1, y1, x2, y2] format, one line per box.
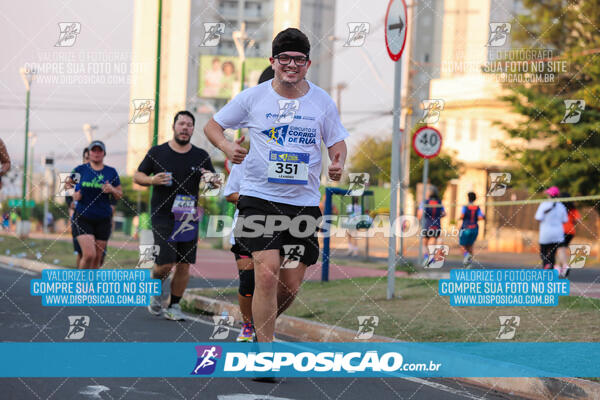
[534, 186, 569, 276]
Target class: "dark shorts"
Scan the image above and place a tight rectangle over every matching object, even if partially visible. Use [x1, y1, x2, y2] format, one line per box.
[422, 227, 441, 238]
[71, 216, 82, 254]
[231, 242, 252, 258]
[152, 217, 197, 265]
[540, 242, 561, 267]
[560, 234, 574, 248]
[234, 195, 322, 266]
[72, 236, 82, 255]
[72, 213, 112, 241]
[459, 227, 479, 246]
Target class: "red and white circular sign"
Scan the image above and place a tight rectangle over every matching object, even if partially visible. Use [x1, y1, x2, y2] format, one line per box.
[385, 0, 408, 61]
[412, 126, 442, 159]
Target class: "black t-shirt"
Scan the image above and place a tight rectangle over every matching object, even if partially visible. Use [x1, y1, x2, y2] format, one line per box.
[137, 142, 215, 219]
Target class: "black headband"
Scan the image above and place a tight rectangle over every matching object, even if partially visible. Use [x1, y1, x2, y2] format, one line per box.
[272, 40, 310, 58]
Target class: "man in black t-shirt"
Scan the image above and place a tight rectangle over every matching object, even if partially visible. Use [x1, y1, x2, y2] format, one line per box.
[134, 110, 216, 321]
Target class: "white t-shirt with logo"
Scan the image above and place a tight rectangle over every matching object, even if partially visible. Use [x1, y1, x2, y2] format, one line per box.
[535, 201, 568, 244]
[213, 80, 349, 206]
[223, 162, 244, 197]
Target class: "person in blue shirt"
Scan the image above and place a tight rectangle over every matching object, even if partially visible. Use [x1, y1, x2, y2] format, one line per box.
[72, 140, 122, 269]
[459, 192, 485, 267]
[417, 185, 446, 267]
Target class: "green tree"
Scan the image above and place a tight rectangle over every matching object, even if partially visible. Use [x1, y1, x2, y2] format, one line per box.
[408, 124, 461, 200]
[348, 136, 391, 185]
[31, 202, 69, 224]
[409, 150, 461, 199]
[116, 176, 148, 217]
[498, 0, 600, 202]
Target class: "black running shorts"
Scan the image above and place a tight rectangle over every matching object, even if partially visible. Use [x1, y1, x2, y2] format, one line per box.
[152, 217, 198, 265]
[72, 212, 112, 241]
[234, 195, 321, 266]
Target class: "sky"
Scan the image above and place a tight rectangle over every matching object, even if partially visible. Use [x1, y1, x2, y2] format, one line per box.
[0, 0, 135, 176]
[0, 0, 396, 176]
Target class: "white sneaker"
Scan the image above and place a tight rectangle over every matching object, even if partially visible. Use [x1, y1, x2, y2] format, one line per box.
[558, 265, 570, 278]
[553, 265, 565, 278]
[463, 253, 473, 267]
[163, 303, 186, 321]
[147, 296, 162, 316]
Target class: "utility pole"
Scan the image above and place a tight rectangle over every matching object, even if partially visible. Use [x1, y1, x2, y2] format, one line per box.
[153, 0, 163, 148]
[336, 82, 348, 114]
[28, 132, 37, 198]
[83, 124, 98, 144]
[19, 67, 35, 236]
[233, 22, 255, 140]
[149, 0, 163, 212]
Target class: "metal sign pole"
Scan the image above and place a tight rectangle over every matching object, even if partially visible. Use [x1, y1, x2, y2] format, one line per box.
[385, 0, 407, 300]
[418, 158, 429, 263]
[387, 60, 402, 300]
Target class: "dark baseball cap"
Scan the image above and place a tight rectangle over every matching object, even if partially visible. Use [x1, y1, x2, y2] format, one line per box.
[89, 140, 106, 153]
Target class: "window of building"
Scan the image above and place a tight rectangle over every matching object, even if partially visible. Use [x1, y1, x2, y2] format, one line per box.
[244, 1, 262, 17]
[455, 119, 462, 141]
[469, 119, 477, 141]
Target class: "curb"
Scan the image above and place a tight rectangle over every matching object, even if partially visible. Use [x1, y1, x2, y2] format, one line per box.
[454, 377, 600, 400]
[183, 291, 393, 342]
[0, 255, 63, 273]
[183, 293, 600, 400]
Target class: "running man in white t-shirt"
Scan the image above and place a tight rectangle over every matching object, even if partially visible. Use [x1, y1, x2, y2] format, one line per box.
[204, 28, 349, 344]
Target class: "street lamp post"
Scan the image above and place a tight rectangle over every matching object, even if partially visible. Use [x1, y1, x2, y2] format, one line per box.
[19, 67, 35, 232]
[83, 124, 98, 144]
[148, 0, 163, 213]
[28, 132, 37, 198]
[232, 23, 255, 140]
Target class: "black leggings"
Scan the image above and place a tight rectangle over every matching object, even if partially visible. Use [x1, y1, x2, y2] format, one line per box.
[540, 243, 561, 267]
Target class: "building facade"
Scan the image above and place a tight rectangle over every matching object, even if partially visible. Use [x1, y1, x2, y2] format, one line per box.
[126, 0, 336, 175]
[427, 0, 529, 244]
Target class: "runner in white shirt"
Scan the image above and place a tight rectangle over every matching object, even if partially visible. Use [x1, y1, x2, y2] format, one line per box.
[535, 186, 568, 275]
[223, 161, 256, 342]
[204, 28, 348, 345]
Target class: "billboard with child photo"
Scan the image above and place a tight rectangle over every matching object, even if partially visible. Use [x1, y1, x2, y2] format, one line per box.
[198, 55, 270, 99]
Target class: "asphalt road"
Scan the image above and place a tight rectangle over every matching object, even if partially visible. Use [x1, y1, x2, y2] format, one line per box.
[0, 263, 522, 400]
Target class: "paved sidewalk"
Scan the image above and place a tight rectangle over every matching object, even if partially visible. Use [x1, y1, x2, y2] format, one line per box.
[185, 248, 408, 281]
[327, 238, 600, 268]
[18, 231, 600, 268]
[187, 247, 600, 299]
[7, 232, 600, 298]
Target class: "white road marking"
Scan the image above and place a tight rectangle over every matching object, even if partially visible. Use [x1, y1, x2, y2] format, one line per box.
[218, 395, 295, 400]
[79, 385, 110, 399]
[118, 386, 164, 397]
[403, 377, 492, 399]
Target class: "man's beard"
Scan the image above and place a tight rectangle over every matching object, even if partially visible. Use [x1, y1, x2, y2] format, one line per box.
[174, 135, 190, 145]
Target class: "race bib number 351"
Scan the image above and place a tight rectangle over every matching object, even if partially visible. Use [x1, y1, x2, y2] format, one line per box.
[268, 150, 309, 185]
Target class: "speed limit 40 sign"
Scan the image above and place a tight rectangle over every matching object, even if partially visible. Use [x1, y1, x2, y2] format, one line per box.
[412, 126, 442, 159]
